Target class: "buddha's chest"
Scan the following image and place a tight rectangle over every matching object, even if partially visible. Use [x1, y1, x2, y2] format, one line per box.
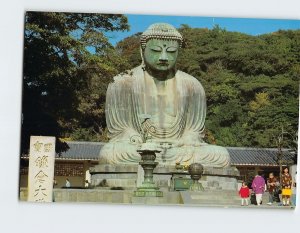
[151, 80, 176, 115]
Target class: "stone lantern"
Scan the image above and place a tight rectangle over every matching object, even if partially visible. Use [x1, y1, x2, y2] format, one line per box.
[133, 145, 163, 197]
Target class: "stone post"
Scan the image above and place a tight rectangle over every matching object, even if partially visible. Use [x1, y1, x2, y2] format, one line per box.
[27, 136, 56, 202]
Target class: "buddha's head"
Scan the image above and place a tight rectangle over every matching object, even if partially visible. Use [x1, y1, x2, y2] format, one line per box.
[140, 23, 183, 74]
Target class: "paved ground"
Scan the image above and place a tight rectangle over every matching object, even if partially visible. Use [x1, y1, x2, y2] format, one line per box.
[180, 203, 296, 209]
[233, 203, 296, 209]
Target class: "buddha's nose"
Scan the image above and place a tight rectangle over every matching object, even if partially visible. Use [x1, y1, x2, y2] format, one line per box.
[159, 50, 168, 62]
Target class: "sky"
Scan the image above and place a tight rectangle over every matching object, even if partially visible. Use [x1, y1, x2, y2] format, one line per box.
[107, 14, 300, 45]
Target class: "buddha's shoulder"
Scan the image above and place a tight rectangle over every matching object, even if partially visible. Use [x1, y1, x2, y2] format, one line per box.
[112, 66, 143, 84]
[176, 70, 202, 85]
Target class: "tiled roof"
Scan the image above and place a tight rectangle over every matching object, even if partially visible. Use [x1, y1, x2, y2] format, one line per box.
[227, 147, 295, 166]
[21, 141, 296, 166]
[56, 141, 105, 160]
[21, 141, 105, 161]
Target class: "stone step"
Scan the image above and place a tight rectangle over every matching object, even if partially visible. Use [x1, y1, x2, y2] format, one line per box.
[180, 191, 270, 205]
[20, 187, 275, 206]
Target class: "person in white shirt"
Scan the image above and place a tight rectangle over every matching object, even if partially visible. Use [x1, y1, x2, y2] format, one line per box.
[65, 178, 71, 188]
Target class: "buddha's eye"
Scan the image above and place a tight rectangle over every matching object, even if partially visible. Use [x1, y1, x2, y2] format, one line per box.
[166, 47, 178, 53]
[150, 46, 162, 52]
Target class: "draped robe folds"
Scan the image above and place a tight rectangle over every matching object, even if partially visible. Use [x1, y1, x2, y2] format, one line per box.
[99, 65, 230, 168]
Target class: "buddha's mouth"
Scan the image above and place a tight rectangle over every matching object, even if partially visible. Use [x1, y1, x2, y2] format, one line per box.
[157, 62, 169, 66]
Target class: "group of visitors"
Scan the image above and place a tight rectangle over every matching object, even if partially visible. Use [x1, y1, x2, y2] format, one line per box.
[238, 167, 297, 207]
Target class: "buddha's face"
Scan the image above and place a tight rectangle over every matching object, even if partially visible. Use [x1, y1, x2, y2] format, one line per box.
[143, 39, 179, 72]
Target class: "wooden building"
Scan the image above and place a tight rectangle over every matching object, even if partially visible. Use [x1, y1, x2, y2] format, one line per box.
[19, 141, 101, 188]
[227, 147, 295, 185]
[19, 141, 296, 188]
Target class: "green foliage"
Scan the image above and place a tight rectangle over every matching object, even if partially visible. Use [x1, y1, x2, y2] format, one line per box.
[22, 12, 129, 153]
[22, 13, 299, 152]
[116, 33, 142, 68]
[116, 26, 299, 148]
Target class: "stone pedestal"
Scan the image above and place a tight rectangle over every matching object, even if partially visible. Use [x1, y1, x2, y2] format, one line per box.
[90, 164, 240, 191]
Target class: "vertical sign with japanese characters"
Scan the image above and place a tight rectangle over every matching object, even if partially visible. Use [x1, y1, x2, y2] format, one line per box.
[28, 136, 56, 202]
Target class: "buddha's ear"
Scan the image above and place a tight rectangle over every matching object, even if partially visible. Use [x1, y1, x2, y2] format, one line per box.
[181, 38, 187, 49]
[140, 47, 146, 69]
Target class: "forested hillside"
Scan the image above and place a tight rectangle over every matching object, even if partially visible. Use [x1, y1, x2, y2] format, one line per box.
[21, 13, 299, 153]
[116, 25, 299, 148]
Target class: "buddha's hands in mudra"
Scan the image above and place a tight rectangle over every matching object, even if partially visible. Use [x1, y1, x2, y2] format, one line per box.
[173, 132, 207, 147]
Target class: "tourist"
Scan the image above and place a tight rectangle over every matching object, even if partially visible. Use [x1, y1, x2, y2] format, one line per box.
[273, 178, 281, 204]
[251, 172, 265, 206]
[65, 178, 71, 188]
[53, 178, 57, 187]
[267, 172, 278, 205]
[52, 178, 57, 202]
[281, 167, 293, 206]
[85, 180, 90, 188]
[99, 179, 108, 187]
[292, 171, 297, 206]
[239, 182, 250, 206]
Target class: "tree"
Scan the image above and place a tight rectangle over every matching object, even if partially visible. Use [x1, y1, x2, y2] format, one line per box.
[21, 12, 129, 153]
[115, 32, 142, 68]
[115, 27, 299, 148]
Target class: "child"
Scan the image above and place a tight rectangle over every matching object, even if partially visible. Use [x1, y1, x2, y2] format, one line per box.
[267, 172, 278, 205]
[239, 182, 250, 206]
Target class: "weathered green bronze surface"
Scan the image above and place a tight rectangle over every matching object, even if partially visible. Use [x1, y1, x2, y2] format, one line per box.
[100, 23, 230, 168]
[189, 163, 204, 191]
[133, 148, 163, 197]
[173, 177, 193, 191]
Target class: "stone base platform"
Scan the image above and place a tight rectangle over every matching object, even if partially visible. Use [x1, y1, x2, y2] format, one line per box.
[180, 190, 242, 205]
[90, 164, 240, 191]
[20, 188, 275, 207]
